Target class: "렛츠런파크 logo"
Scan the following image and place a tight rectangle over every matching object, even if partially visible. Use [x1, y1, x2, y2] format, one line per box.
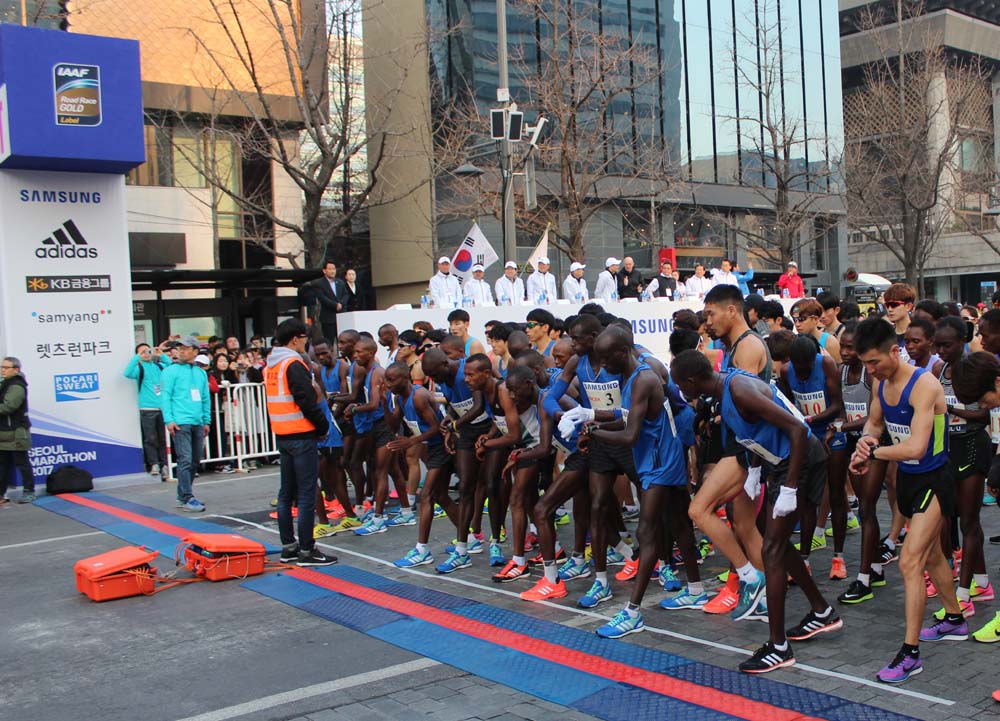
[54, 63, 101, 127]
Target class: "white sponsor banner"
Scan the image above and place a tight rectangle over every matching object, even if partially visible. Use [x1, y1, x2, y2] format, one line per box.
[0, 170, 142, 480]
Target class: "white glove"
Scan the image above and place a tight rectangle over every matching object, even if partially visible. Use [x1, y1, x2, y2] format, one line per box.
[558, 406, 594, 438]
[772, 485, 798, 519]
[743, 466, 762, 501]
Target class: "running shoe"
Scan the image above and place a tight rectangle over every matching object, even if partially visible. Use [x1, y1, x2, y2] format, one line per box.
[615, 557, 640, 581]
[312, 523, 334, 539]
[924, 572, 938, 598]
[731, 570, 767, 621]
[555, 507, 571, 526]
[489, 540, 507, 567]
[793, 535, 827, 552]
[596, 609, 643, 639]
[973, 611, 1000, 643]
[830, 557, 847, 580]
[394, 547, 434, 568]
[578, 580, 613, 608]
[357, 507, 374, 523]
[717, 570, 730, 583]
[826, 515, 860, 536]
[703, 586, 739, 615]
[738, 642, 794, 674]
[445, 535, 483, 554]
[606, 547, 627, 567]
[985, 491, 997, 506]
[878, 541, 899, 565]
[746, 599, 769, 622]
[525, 531, 538, 549]
[520, 577, 567, 602]
[621, 506, 640, 522]
[354, 516, 387, 535]
[659, 565, 682, 592]
[433, 504, 447, 519]
[530, 548, 565, 566]
[871, 569, 887, 587]
[182, 499, 206, 513]
[17, 493, 35, 504]
[698, 538, 715, 562]
[919, 617, 969, 642]
[558, 557, 591, 581]
[297, 548, 337, 567]
[279, 544, 300, 563]
[877, 652, 922, 684]
[933, 599, 975, 620]
[435, 551, 472, 574]
[992, 690, 1000, 703]
[972, 580, 995, 602]
[786, 610, 843, 641]
[838, 580, 873, 604]
[329, 517, 362, 535]
[848, 496, 860, 512]
[660, 589, 709, 610]
[270, 497, 278, 507]
[492, 560, 530, 583]
[386, 512, 417, 527]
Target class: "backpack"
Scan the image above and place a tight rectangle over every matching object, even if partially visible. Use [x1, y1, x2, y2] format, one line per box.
[46, 465, 94, 494]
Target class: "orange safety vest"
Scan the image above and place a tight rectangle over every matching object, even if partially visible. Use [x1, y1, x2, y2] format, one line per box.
[265, 357, 317, 435]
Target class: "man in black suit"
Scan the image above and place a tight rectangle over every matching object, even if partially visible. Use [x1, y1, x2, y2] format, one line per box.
[308, 260, 345, 342]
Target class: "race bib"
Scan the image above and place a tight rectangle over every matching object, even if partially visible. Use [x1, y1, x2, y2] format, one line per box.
[583, 380, 622, 410]
[452, 397, 490, 425]
[190, 388, 202, 402]
[945, 393, 967, 433]
[774, 388, 808, 425]
[886, 421, 918, 465]
[153, 384, 161, 396]
[494, 415, 510, 435]
[991, 407, 1000, 443]
[621, 408, 629, 425]
[793, 390, 827, 418]
[845, 401, 867, 424]
[736, 437, 783, 466]
[404, 418, 422, 437]
[552, 436, 574, 456]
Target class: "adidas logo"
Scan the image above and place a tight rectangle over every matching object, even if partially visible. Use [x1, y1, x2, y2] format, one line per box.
[36, 220, 97, 259]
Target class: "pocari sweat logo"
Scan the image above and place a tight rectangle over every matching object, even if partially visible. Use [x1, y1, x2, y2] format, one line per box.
[54, 372, 100, 402]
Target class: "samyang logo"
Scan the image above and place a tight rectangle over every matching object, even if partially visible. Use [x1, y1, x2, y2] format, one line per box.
[53, 63, 102, 127]
[36, 220, 97, 259]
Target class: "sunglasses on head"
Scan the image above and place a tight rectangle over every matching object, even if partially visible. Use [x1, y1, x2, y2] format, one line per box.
[885, 300, 907, 309]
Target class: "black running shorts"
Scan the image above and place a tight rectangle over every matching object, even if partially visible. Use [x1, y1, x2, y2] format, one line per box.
[896, 465, 956, 518]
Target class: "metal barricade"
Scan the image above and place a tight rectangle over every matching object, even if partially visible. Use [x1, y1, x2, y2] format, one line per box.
[163, 382, 277, 479]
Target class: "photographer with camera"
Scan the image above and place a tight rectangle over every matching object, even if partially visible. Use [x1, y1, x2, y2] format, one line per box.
[124, 341, 172, 477]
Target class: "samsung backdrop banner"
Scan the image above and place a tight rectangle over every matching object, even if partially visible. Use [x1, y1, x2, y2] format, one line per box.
[0, 26, 145, 481]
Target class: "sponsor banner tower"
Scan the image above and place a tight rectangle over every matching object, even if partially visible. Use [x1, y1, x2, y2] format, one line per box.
[0, 26, 145, 481]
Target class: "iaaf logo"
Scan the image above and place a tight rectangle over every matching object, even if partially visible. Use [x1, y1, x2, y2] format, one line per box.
[36, 219, 97, 259]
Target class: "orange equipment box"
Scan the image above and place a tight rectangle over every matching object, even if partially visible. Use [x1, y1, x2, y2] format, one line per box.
[180, 533, 267, 582]
[74, 546, 160, 602]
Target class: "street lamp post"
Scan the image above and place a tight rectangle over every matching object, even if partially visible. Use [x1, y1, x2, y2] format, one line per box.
[496, 0, 517, 264]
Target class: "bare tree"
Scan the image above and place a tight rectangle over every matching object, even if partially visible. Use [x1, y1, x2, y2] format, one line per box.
[698, 0, 841, 271]
[143, 0, 429, 269]
[435, 0, 677, 263]
[842, 1, 994, 287]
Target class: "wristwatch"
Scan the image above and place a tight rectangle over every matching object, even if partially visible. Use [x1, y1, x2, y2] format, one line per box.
[870, 443, 881, 461]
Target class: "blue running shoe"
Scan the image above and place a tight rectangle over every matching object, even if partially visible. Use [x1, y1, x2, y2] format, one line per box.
[433, 504, 447, 519]
[731, 570, 767, 620]
[659, 565, 682, 592]
[578, 580, 613, 608]
[445, 535, 484, 554]
[394, 547, 433, 568]
[357, 507, 374, 524]
[436, 551, 472, 574]
[606, 548, 626, 567]
[660, 589, 709, 611]
[353, 516, 387, 536]
[387, 512, 416, 527]
[596, 608, 644, 638]
[558, 557, 591, 581]
[489, 540, 506, 567]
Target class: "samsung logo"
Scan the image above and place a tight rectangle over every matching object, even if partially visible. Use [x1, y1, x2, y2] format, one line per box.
[630, 317, 675, 335]
[19, 189, 102, 204]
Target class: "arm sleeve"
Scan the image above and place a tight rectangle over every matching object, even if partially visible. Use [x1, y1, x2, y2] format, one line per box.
[161, 369, 175, 424]
[201, 374, 212, 424]
[313, 282, 339, 311]
[124, 356, 141, 379]
[287, 363, 329, 434]
[745, 268, 754, 281]
[0, 385, 25, 415]
[543, 377, 570, 417]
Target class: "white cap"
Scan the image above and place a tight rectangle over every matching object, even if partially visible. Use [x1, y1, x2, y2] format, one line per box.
[570, 262, 586, 272]
[195, 354, 210, 365]
[504, 261, 518, 269]
[438, 256, 451, 265]
[537, 256, 550, 265]
[605, 257, 622, 268]
[471, 263, 485, 272]
[787, 260, 798, 267]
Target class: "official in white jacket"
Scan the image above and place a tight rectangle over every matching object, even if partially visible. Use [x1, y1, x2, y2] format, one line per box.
[429, 256, 462, 308]
[526, 256, 558, 303]
[594, 257, 621, 301]
[562, 262, 589, 303]
[494, 261, 525, 305]
[462, 264, 493, 306]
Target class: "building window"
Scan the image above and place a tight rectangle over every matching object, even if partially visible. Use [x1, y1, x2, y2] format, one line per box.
[622, 205, 654, 269]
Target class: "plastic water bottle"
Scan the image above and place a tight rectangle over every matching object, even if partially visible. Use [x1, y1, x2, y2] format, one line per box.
[830, 420, 847, 451]
[501, 294, 509, 306]
[782, 288, 790, 299]
[420, 295, 429, 309]
[539, 291, 547, 305]
[641, 291, 651, 302]
[575, 293, 583, 303]
[611, 291, 619, 302]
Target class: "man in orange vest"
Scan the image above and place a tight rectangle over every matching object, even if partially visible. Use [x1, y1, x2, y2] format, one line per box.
[266, 319, 336, 567]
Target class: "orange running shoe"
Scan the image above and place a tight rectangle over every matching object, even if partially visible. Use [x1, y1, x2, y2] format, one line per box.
[703, 585, 739, 615]
[616, 557, 640, 581]
[520, 577, 567, 601]
[492, 560, 530, 583]
[992, 689, 1000, 703]
[830, 557, 847, 580]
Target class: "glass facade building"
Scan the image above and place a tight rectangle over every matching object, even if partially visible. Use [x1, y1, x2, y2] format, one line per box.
[430, 0, 843, 191]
